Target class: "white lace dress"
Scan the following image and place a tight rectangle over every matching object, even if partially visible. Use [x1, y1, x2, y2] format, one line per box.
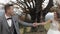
[45, 12, 60, 34]
[47, 20, 60, 34]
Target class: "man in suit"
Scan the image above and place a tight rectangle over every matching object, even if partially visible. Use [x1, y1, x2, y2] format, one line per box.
[0, 4, 37, 34]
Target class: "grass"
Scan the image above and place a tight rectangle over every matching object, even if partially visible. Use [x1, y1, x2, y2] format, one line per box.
[19, 22, 50, 34]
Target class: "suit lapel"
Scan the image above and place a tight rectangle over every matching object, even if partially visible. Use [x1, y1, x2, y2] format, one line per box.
[2, 15, 10, 31]
[12, 16, 16, 27]
[2, 14, 20, 34]
[12, 15, 20, 34]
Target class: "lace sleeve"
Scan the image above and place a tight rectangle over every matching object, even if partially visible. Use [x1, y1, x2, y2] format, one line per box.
[45, 12, 54, 21]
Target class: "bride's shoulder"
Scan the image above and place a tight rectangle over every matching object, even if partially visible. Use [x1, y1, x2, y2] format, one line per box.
[45, 12, 54, 21]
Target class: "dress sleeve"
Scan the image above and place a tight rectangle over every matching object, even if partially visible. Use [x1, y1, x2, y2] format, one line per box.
[45, 12, 54, 21]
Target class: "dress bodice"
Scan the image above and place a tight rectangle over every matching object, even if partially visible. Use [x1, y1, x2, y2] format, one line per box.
[50, 20, 59, 30]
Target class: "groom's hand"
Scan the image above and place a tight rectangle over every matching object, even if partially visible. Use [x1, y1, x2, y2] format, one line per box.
[33, 22, 38, 27]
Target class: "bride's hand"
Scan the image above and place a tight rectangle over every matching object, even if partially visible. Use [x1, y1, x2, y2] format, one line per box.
[37, 22, 45, 25]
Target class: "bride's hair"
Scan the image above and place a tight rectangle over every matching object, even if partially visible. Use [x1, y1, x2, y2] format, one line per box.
[56, 9, 60, 18]
[50, 6, 58, 12]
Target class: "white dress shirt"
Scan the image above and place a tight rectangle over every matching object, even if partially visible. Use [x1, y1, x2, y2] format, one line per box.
[5, 14, 12, 27]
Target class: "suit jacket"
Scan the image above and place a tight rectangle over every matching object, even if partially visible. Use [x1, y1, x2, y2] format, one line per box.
[0, 14, 33, 34]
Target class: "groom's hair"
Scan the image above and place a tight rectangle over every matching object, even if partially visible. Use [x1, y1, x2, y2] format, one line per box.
[4, 4, 13, 13]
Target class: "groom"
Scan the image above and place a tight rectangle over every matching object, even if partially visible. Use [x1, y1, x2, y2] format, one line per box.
[0, 4, 38, 34]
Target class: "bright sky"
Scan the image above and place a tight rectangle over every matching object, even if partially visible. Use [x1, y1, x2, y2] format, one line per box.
[0, 0, 16, 4]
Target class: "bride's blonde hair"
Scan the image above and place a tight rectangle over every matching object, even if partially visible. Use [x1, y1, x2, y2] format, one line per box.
[50, 6, 60, 18]
[50, 7, 58, 12]
[56, 9, 60, 18]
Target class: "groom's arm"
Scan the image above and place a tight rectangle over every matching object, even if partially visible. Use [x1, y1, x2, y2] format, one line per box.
[15, 15, 37, 27]
[18, 20, 34, 27]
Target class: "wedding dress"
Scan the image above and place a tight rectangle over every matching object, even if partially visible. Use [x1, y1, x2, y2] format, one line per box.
[45, 12, 60, 34]
[47, 20, 60, 34]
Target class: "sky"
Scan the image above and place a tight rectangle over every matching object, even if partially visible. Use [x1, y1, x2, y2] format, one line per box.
[0, 0, 16, 4]
[0, 0, 24, 16]
[0, 0, 17, 16]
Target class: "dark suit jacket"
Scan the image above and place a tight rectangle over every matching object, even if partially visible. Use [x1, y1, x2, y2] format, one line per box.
[0, 14, 33, 34]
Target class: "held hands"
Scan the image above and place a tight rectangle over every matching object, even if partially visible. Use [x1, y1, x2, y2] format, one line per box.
[33, 22, 45, 27]
[37, 22, 45, 25]
[32, 21, 38, 27]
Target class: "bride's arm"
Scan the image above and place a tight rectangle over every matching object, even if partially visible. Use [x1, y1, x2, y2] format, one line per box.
[37, 20, 51, 25]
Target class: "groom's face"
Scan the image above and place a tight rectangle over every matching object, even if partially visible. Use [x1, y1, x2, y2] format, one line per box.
[6, 6, 14, 16]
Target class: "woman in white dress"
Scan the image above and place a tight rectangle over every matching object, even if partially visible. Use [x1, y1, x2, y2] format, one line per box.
[38, 7, 60, 34]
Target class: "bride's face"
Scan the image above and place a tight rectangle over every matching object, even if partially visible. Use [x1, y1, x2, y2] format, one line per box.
[54, 12, 60, 22]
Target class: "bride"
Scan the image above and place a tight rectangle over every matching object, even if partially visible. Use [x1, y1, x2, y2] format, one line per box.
[38, 7, 60, 34]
